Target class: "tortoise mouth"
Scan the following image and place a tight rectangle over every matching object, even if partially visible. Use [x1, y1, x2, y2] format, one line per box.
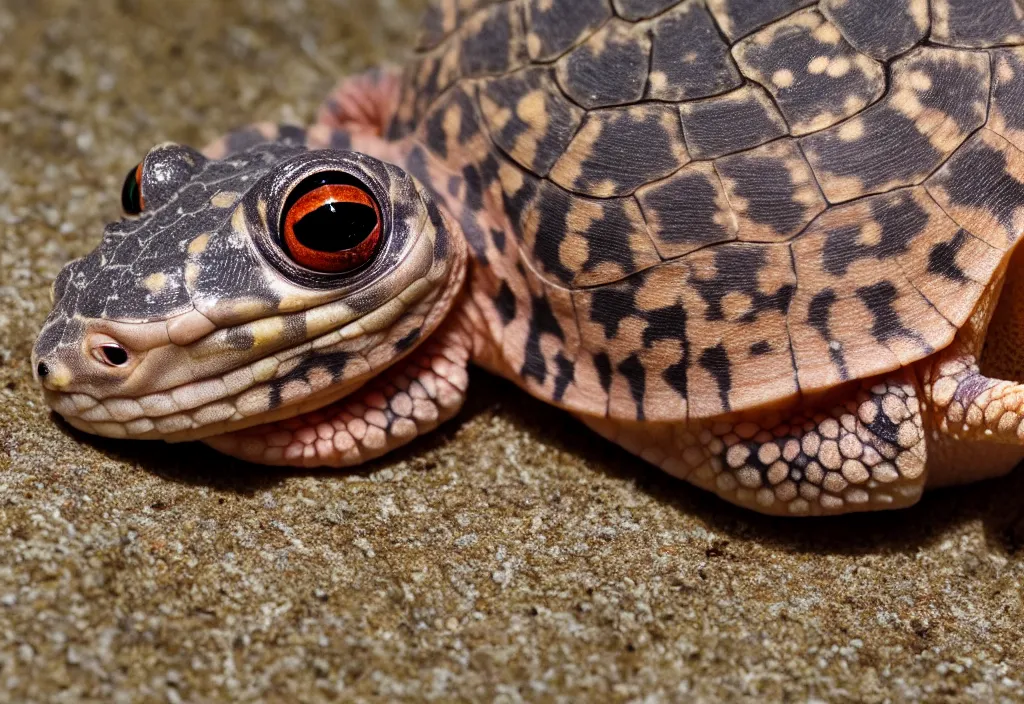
[39, 273, 455, 443]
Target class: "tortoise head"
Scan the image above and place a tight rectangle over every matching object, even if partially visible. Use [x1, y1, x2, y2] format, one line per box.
[32, 136, 465, 441]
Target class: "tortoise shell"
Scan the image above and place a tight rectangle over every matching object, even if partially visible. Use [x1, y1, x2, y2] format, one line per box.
[389, 0, 1024, 422]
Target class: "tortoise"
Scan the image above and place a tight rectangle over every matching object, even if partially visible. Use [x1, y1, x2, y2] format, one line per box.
[31, 0, 1024, 516]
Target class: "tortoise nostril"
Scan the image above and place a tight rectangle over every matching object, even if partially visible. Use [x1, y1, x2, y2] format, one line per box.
[37, 361, 50, 379]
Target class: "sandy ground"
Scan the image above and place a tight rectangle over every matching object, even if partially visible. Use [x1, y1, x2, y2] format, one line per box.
[1, 1, 1023, 701]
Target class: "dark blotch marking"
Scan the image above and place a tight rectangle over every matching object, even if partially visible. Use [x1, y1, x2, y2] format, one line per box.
[459, 3, 518, 78]
[699, 343, 732, 411]
[750, 340, 772, 356]
[803, 107, 940, 194]
[491, 227, 507, 254]
[716, 145, 817, 238]
[565, 104, 687, 197]
[417, 1, 451, 50]
[613, 0, 679, 20]
[680, 86, 787, 160]
[594, 352, 613, 393]
[865, 397, 901, 446]
[424, 195, 453, 263]
[523, 178, 574, 285]
[495, 280, 518, 325]
[558, 21, 650, 109]
[927, 229, 970, 283]
[992, 49, 1024, 134]
[737, 10, 883, 132]
[643, 304, 689, 401]
[929, 134, 1024, 246]
[395, 328, 421, 353]
[553, 352, 575, 402]
[931, 0, 1024, 48]
[856, 280, 928, 349]
[225, 326, 256, 350]
[822, 0, 926, 60]
[820, 191, 929, 276]
[589, 285, 637, 338]
[525, 0, 612, 61]
[807, 288, 849, 378]
[479, 68, 582, 176]
[637, 166, 733, 249]
[521, 295, 565, 384]
[709, 0, 815, 40]
[802, 50, 989, 197]
[269, 351, 352, 410]
[648, 2, 741, 101]
[423, 87, 482, 161]
[690, 246, 794, 323]
[578, 198, 642, 279]
[617, 353, 647, 420]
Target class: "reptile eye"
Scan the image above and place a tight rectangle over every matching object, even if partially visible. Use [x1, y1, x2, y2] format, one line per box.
[94, 343, 129, 367]
[281, 176, 381, 274]
[121, 162, 145, 215]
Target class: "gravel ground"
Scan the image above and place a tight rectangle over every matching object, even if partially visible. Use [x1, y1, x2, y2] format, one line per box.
[1, 1, 1023, 702]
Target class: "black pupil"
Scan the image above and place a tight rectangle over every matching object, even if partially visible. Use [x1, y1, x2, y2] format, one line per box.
[102, 346, 129, 366]
[121, 165, 142, 214]
[294, 201, 378, 252]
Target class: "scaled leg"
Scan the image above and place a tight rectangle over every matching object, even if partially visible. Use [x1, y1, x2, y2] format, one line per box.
[583, 372, 928, 516]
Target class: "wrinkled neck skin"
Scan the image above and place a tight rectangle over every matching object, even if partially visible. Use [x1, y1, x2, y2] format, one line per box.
[35, 130, 470, 444]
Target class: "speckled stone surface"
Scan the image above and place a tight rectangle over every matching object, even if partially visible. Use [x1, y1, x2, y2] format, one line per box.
[2, 1, 1024, 701]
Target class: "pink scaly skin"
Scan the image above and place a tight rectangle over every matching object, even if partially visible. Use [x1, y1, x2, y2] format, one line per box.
[205, 310, 480, 467]
[316, 66, 402, 138]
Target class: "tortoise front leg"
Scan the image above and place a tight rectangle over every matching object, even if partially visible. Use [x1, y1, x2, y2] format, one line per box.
[204, 313, 476, 468]
[581, 371, 929, 516]
[920, 352, 1024, 487]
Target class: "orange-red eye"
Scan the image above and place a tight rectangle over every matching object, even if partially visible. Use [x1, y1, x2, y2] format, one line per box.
[121, 162, 145, 215]
[282, 183, 381, 273]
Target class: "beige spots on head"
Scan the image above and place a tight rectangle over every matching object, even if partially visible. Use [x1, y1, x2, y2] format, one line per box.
[256, 198, 269, 232]
[143, 272, 167, 294]
[210, 191, 241, 209]
[649, 71, 668, 92]
[231, 204, 249, 239]
[185, 262, 200, 287]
